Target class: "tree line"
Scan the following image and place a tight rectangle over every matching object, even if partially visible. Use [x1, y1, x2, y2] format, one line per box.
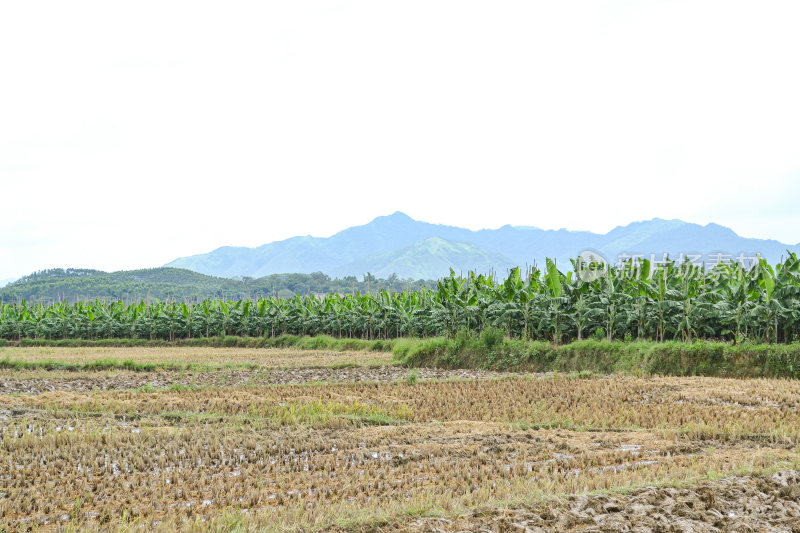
[0, 268, 435, 303]
[2, 255, 799, 344]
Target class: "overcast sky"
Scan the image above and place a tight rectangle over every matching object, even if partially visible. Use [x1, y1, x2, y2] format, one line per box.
[1, 1, 799, 280]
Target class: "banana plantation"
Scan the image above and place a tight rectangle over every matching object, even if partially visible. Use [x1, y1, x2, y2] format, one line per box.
[2, 255, 800, 344]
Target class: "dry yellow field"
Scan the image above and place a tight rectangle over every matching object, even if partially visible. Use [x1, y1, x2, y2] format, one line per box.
[0, 346, 394, 368]
[1, 347, 799, 532]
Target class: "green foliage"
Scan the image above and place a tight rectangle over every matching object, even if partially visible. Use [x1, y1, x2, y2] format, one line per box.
[0, 356, 166, 372]
[395, 334, 800, 378]
[3, 254, 800, 348]
[1, 335, 397, 352]
[480, 327, 506, 350]
[0, 268, 435, 303]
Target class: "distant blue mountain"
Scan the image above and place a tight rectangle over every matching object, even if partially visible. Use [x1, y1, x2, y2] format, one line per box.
[328, 237, 516, 280]
[165, 212, 800, 279]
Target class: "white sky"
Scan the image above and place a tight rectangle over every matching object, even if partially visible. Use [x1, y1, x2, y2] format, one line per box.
[1, 1, 799, 279]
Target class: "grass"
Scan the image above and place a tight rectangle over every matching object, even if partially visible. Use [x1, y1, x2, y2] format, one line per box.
[8, 334, 398, 352]
[0, 356, 214, 372]
[7, 331, 800, 378]
[405, 369, 420, 385]
[392, 328, 800, 378]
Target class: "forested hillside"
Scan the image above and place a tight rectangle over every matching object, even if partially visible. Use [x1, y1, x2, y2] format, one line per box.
[0, 268, 433, 303]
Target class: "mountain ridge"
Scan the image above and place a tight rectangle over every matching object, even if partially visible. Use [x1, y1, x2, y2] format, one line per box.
[165, 213, 800, 280]
[329, 237, 516, 280]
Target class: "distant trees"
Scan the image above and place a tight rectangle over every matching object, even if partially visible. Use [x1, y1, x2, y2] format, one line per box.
[0, 268, 435, 304]
[3, 254, 800, 344]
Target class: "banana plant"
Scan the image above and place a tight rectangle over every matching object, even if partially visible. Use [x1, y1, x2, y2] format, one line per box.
[2, 256, 800, 343]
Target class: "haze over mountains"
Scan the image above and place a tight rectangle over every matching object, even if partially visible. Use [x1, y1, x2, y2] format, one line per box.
[166, 212, 800, 280]
[5, 212, 800, 302]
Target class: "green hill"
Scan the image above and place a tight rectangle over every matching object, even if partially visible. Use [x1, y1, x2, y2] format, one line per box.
[0, 268, 434, 303]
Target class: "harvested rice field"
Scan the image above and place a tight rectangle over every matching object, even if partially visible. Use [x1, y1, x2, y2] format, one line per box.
[0, 346, 398, 369]
[1, 347, 799, 532]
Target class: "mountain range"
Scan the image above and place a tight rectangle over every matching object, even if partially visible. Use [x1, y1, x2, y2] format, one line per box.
[165, 212, 800, 280]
